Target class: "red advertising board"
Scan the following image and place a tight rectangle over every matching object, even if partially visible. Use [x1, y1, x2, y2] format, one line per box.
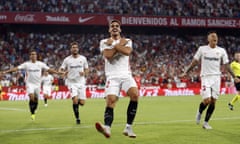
[0, 86, 233, 101]
[0, 12, 239, 28]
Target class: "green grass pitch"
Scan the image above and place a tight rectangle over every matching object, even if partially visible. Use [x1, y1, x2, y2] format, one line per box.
[0, 95, 240, 144]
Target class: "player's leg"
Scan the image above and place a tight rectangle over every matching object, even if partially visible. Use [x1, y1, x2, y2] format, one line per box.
[196, 77, 211, 124]
[27, 85, 39, 120]
[95, 94, 117, 138]
[72, 96, 80, 124]
[78, 85, 86, 106]
[0, 89, 2, 100]
[75, 86, 86, 124]
[122, 77, 139, 138]
[95, 78, 119, 138]
[68, 84, 81, 124]
[196, 96, 210, 124]
[229, 82, 240, 110]
[33, 87, 40, 114]
[204, 97, 216, 123]
[29, 93, 36, 115]
[202, 76, 220, 129]
[43, 93, 48, 106]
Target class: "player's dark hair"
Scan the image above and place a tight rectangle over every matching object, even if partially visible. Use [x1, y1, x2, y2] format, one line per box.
[109, 19, 121, 25]
[207, 30, 217, 35]
[29, 49, 37, 54]
[70, 41, 79, 47]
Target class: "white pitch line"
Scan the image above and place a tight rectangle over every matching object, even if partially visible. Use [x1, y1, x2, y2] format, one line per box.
[0, 107, 27, 112]
[1, 116, 240, 133]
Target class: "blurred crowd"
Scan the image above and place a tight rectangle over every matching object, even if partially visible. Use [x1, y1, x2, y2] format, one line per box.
[0, 0, 239, 17]
[0, 30, 239, 88]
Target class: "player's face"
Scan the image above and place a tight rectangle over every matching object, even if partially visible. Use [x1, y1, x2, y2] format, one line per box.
[109, 22, 121, 37]
[71, 44, 79, 55]
[30, 51, 37, 62]
[208, 33, 218, 48]
[234, 53, 240, 62]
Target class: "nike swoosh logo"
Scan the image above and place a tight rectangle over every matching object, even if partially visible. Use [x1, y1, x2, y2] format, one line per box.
[79, 16, 94, 23]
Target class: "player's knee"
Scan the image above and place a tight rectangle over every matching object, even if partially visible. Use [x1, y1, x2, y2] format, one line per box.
[106, 95, 117, 107]
[127, 88, 139, 101]
[130, 94, 138, 101]
[79, 100, 85, 106]
[203, 98, 212, 105]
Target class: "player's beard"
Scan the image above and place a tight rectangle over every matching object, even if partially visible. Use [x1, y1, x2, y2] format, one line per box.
[72, 51, 78, 57]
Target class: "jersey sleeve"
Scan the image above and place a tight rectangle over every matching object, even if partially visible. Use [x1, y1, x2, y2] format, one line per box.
[193, 46, 202, 61]
[221, 49, 229, 64]
[83, 57, 89, 69]
[60, 58, 67, 70]
[41, 62, 50, 70]
[17, 62, 27, 70]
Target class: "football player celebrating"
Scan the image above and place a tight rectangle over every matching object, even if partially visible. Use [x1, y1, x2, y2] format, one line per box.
[95, 20, 139, 138]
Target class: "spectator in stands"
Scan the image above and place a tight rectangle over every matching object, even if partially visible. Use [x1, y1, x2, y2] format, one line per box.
[0, 0, 239, 17]
[0, 29, 239, 88]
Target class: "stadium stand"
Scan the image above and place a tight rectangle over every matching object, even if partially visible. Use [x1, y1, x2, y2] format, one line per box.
[0, 26, 239, 87]
[0, 0, 239, 17]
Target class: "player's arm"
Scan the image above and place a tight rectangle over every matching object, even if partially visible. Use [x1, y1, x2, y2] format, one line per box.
[103, 48, 117, 60]
[223, 63, 240, 82]
[48, 68, 65, 75]
[180, 59, 199, 77]
[58, 67, 68, 78]
[99, 38, 117, 60]
[1, 67, 19, 74]
[114, 38, 132, 56]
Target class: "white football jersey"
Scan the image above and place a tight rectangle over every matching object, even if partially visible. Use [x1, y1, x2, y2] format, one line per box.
[100, 38, 132, 77]
[41, 74, 54, 87]
[60, 55, 88, 84]
[194, 45, 229, 76]
[18, 61, 50, 85]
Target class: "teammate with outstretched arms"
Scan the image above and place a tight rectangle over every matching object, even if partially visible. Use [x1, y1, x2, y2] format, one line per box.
[95, 20, 139, 138]
[0, 49, 61, 120]
[180, 31, 239, 129]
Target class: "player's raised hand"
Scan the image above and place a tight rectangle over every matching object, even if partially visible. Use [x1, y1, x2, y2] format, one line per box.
[104, 38, 113, 46]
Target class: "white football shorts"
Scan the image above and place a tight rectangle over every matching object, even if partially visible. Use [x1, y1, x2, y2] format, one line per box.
[200, 75, 221, 99]
[67, 83, 86, 100]
[42, 86, 52, 96]
[26, 83, 41, 97]
[105, 74, 137, 96]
